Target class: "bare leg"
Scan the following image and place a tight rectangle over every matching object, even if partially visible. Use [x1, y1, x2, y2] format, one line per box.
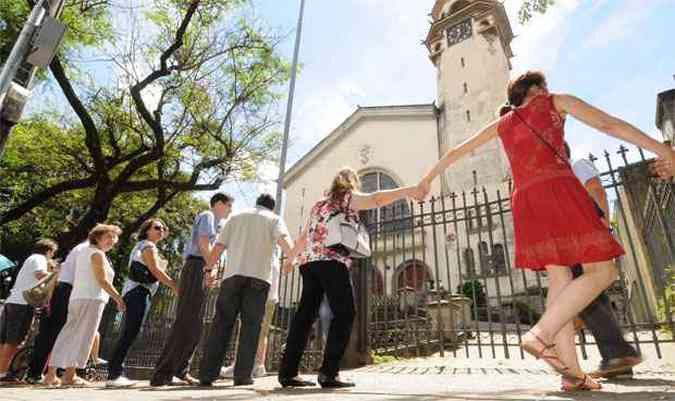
[0, 344, 19, 374]
[89, 332, 100, 362]
[535, 261, 616, 340]
[545, 266, 582, 375]
[256, 336, 268, 366]
[524, 260, 616, 378]
[44, 366, 60, 385]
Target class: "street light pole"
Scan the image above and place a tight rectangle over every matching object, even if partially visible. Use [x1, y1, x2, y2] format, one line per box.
[0, 0, 48, 106]
[274, 0, 306, 215]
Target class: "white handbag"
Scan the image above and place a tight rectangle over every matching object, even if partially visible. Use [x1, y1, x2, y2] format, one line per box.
[325, 212, 372, 258]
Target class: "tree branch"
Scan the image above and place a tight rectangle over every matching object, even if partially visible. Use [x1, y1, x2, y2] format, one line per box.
[49, 56, 107, 175]
[0, 177, 96, 224]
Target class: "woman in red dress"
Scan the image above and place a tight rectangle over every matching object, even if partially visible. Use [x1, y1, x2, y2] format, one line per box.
[419, 71, 675, 391]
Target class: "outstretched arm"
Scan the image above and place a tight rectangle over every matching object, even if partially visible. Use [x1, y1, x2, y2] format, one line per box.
[419, 120, 500, 193]
[351, 186, 424, 211]
[554, 94, 675, 179]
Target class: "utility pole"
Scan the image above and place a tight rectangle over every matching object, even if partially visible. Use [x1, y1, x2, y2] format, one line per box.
[0, 0, 66, 159]
[274, 0, 306, 215]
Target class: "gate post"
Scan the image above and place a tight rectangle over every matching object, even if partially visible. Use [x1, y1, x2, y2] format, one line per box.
[341, 258, 373, 368]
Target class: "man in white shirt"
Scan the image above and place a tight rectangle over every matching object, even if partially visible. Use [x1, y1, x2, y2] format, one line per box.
[199, 194, 293, 386]
[565, 142, 641, 379]
[0, 239, 57, 381]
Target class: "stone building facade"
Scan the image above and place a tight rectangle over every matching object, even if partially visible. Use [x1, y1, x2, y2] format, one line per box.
[281, 0, 546, 307]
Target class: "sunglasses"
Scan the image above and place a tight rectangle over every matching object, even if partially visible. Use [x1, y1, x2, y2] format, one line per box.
[152, 225, 167, 232]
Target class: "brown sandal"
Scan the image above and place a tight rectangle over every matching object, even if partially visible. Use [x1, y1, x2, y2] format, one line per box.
[521, 331, 572, 378]
[561, 374, 602, 391]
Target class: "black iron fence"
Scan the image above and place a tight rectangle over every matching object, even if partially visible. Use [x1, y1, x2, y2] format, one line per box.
[98, 145, 674, 374]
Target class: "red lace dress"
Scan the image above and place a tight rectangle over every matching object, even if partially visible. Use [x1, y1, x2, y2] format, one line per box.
[497, 94, 624, 271]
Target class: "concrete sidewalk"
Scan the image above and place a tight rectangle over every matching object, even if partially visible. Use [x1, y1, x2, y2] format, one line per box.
[3, 347, 674, 401]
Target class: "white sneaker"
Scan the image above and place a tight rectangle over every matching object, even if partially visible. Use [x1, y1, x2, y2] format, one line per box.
[106, 376, 137, 388]
[253, 364, 267, 378]
[220, 365, 234, 379]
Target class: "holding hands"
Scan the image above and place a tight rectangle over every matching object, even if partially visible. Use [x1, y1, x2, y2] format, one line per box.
[113, 294, 126, 312]
[650, 148, 675, 180]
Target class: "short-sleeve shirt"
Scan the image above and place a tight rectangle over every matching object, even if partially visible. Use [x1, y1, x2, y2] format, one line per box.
[298, 192, 358, 269]
[6, 254, 49, 305]
[215, 206, 290, 286]
[183, 210, 218, 258]
[572, 159, 600, 186]
[123, 240, 160, 296]
[58, 241, 89, 285]
[70, 245, 115, 302]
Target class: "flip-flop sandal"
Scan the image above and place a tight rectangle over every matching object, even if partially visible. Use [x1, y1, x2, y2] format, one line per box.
[521, 331, 573, 378]
[42, 378, 62, 387]
[561, 374, 602, 391]
[62, 377, 90, 387]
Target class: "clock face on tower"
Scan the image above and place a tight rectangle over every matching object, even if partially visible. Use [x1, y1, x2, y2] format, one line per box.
[446, 19, 472, 47]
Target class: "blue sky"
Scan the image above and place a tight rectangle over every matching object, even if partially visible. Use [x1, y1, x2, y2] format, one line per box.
[25, 0, 675, 211]
[219, 0, 675, 210]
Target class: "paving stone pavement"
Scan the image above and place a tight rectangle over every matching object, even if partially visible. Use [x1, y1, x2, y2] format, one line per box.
[2, 345, 673, 401]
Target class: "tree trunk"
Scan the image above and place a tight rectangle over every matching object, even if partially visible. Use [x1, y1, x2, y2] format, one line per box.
[57, 185, 115, 251]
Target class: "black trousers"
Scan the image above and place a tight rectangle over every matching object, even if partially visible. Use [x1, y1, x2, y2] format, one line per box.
[198, 275, 269, 383]
[27, 282, 72, 379]
[151, 257, 206, 383]
[571, 264, 638, 361]
[108, 286, 151, 379]
[279, 260, 355, 379]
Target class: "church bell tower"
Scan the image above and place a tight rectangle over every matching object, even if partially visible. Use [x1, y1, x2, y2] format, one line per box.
[426, 0, 514, 194]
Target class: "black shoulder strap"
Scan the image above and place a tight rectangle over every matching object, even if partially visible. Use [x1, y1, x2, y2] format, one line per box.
[513, 109, 571, 168]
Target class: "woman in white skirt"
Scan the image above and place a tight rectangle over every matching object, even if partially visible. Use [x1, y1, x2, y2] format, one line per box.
[44, 224, 126, 386]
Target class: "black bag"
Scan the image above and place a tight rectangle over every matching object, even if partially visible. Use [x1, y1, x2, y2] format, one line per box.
[129, 260, 157, 284]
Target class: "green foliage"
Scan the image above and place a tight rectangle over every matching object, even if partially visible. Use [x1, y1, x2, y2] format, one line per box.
[370, 352, 399, 365]
[0, 0, 113, 80]
[517, 0, 555, 24]
[458, 280, 487, 306]
[1, 0, 290, 255]
[656, 265, 674, 335]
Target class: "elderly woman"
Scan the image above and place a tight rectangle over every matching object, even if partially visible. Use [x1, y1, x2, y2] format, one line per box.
[44, 224, 125, 386]
[106, 218, 178, 387]
[418, 71, 675, 390]
[278, 167, 424, 388]
[0, 239, 58, 382]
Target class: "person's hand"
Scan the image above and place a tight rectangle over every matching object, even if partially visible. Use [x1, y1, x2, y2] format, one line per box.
[282, 260, 294, 274]
[171, 281, 180, 297]
[413, 180, 431, 201]
[650, 148, 675, 180]
[113, 295, 126, 312]
[204, 269, 218, 289]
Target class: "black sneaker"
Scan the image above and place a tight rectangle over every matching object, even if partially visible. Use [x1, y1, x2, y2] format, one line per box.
[25, 375, 43, 385]
[317, 373, 355, 388]
[590, 355, 643, 379]
[233, 378, 254, 386]
[278, 376, 316, 388]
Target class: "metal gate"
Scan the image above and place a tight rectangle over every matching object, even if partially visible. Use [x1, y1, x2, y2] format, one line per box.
[99, 146, 673, 374]
[362, 145, 674, 361]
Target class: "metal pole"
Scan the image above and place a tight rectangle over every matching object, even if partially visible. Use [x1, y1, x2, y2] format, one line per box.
[274, 0, 306, 215]
[0, 0, 47, 105]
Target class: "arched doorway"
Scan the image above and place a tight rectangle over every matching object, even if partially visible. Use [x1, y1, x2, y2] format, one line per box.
[395, 260, 429, 292]
[359, 170, 411, 232]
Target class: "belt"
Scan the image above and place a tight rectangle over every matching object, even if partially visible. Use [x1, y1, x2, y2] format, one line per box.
[186, 255, 205, 261]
